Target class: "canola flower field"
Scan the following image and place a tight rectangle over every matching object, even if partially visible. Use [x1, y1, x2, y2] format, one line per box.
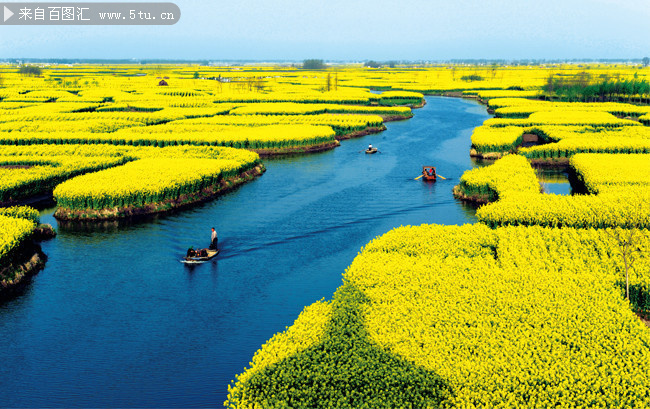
[472, 97, 650, 157]
[453, 155, 540, 202]
[220, 64, 650, 407]
[0, 124, 338, 149]
[54, 157, 259, 214]
[519, 126, 650, 159]
[0, 206, 40, 287]
[226, 224, 650, 408]
[0, 64, 428, 221]
[468, 153, 650, 230]
[570, 153, 650, 194]
[0, 154, 131, 203]
[0, 212, 37, 266]
[1, 62, 650, 407]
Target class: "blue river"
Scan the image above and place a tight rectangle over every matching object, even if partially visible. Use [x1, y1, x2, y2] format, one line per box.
[0, 97, 491, 407]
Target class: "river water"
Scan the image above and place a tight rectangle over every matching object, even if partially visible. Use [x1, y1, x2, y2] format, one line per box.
[0, 97, 490, 408]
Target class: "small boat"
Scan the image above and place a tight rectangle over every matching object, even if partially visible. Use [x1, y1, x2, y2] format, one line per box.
[422, 166, 437, 181]
[182, 249, 219, 264]
[365, 148, 378, 154]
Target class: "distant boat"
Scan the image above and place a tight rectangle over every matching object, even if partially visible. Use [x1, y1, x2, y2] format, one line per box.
[365, 147, 378, 154]
[422, 166, 437, 181]
[181, 249, 219, 264]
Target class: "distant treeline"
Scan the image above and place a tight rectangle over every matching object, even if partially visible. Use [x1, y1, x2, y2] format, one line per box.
[448, 58, 649, 66]
[3, 58, 216, 65]
[302, 59, 326, 69]
[544, 72, 650, 103]
[3, 57, 648, 66]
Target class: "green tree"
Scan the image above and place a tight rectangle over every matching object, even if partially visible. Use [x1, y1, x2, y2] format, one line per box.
[490, 63, 499, 79]
[302, 59, 326, 70]
[544, 73, 555, 99]
[643, 57, 649, 67]
[245, 76, 265, 92]
[639, 80, 650, 104]
[606, 228, 647, 304]
[193, 71, 200, 79]
[18, 65, 42, 77]
[460, 74, 483, 82]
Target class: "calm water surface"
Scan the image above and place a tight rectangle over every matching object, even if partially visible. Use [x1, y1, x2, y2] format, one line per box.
[0, 97, 490, 408]
[538, 167, 573, 195]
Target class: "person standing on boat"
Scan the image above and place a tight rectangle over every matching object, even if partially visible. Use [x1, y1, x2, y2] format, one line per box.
[210, 227, 218, 250]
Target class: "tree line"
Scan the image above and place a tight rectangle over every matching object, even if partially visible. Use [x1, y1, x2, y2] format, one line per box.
[544, 72, 650, 103]
[301, 59, 399, 69]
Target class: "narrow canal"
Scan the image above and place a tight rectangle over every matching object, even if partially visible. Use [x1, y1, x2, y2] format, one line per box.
[0, 97, 490, 407]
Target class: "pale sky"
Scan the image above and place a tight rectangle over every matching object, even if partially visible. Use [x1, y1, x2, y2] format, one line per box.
[1, 0, 649, 60]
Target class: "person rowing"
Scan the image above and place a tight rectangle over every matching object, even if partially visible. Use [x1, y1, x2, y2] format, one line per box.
[210, 227, 218, 250]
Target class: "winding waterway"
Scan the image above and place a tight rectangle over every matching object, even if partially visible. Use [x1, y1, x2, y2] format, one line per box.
[0, 97, 490, 408]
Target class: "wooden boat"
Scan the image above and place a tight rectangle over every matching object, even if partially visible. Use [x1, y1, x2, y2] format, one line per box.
[422, 166, 437, 181]
[365, 148, 378, 154]
[182, 249, 219, 264]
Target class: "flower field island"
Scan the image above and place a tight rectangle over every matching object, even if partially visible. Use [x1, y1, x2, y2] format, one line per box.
[469, 100, 650, 162]
[0, 206, 54, 299]
[226, 224, 650, 408]
[452, 155, 541, 203]
[53, 155, 264, 221]
[1, 62, 650, 407]
[447, 150, 650, 229]
[0, 143, 263, 220]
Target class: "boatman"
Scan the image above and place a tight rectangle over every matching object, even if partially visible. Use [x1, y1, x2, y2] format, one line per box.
[368, 144, 373, 150]
[210, 227, 218, 250]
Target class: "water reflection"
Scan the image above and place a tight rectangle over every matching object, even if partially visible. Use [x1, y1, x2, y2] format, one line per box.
[536, 167, 572, 195]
